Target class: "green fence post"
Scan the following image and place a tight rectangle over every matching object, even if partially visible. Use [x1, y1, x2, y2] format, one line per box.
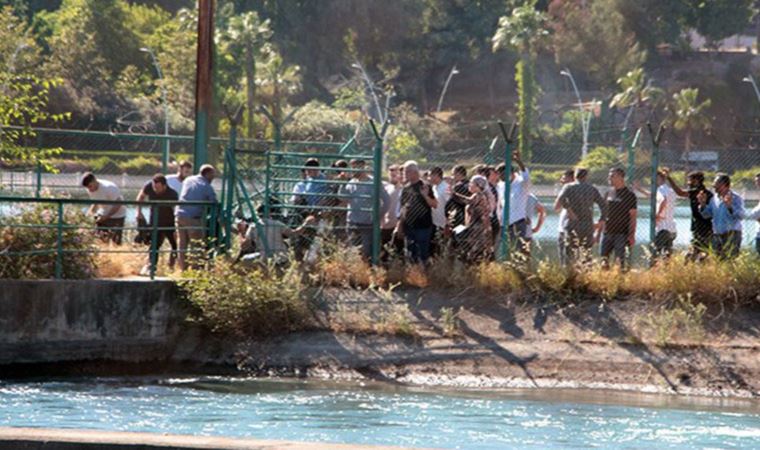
[162, 136, 170, 173]
[498, 122, 517, 262]
[647, 123, 665, 247]
[369, 120, 385, 266]
[55, 201, 64, 279]
[264, 150, 272, 218]
[223, 148, 235, 251]
[149, 204, 159, 280]
[35, 160, 42, 198]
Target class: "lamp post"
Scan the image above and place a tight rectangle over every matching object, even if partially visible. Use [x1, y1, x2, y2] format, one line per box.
[140, 47, 170, 172]
[743, 74, 760, 105]
[560, 68, 590, 158]
[351, 62, 386, 123]
[436, 65, 460, 113]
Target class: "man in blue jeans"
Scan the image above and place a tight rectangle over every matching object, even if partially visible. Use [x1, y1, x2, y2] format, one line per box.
[395, 160, 438, 263]
[597, 168, 637, 269]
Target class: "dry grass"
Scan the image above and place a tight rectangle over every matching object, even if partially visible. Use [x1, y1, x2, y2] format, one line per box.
[93, 244, 145, 278]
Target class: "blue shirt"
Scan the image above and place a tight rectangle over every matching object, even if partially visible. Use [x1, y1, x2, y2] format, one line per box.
[340, 176, 390, 225]
[176, 175, 217, 219]
[699, 190, 744, 234]
[304, 173, 331, 206]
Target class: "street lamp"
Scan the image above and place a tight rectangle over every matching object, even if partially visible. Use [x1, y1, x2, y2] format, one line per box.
[436, 65, 460, 113]
[351, 62, 386, 123]
[140, 47, 170, 172]
[560, 68, 590, 158]
[743, 74, 760, 105]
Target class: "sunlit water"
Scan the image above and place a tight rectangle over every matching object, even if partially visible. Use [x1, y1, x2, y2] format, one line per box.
[1, 377, 759, 449]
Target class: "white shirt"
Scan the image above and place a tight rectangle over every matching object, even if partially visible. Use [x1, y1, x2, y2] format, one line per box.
[87, 179, 126, 218]
[508, 169, 531, 225]
[746, 203, 760, 238]
[656, 183, 677, 233]
[166, 174, 185, 197]
[524, 194, 541, 239]
[497, 180, 505, 226]
[382, 182, 402, 230]
[431, 180, 450, 229]
[246, 218, 288, 258]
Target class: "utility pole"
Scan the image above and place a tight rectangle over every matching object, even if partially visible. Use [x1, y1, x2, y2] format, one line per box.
[194, 0, 215, 170]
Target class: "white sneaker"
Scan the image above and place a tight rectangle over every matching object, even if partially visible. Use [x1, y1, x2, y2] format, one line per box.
[139, 265, 151, 276]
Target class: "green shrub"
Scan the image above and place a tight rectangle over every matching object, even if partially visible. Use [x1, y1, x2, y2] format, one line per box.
[0, 204, 97, 279]
[120, 156, 161, 175]
[89, 156, 123, 174]
[179, 259, 312, 337]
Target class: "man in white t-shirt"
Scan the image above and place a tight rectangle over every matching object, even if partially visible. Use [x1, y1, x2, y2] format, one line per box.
[165, 160, 193, 196]
[429, 166, 449, 256]
[82, 172, 127, 245]
[635, 169, 677, 262]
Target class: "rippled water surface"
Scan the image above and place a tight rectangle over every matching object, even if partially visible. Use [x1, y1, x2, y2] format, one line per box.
[1, 377, 759, 449]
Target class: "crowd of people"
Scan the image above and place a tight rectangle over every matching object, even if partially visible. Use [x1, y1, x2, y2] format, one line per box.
[79, 152, 760, 274]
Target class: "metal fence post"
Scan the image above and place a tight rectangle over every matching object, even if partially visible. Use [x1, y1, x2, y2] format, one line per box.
[498, 121, 517, 262]
[149, 204, 159, 280]
[369, 120, 385, 266]
[161, 136, 170, 173]
[55, 201, 64, 279]
[647, 123, 665, 246]
[264, 151, 272, 219]
[35, 160, 42, 198]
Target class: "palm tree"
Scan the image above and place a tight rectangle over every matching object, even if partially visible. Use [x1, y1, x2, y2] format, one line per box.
[492, 2, 548, 161]
[225, 12, 272, 139]
[611, 68, 664, 130]
[256, 48, 301, 133]
[669, 88, 712, 169]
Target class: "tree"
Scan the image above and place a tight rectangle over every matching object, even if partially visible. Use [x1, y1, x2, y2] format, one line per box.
[610, 68, 664, 130]
[44, 0, 143, 122]
[222, 11, 272, 139]
[669, 88, 712, 167]
[687, 0, 757, 48]
[493, 2, 548, 161]
[256, 47, 302, 136]
[549, 0, 646, 89]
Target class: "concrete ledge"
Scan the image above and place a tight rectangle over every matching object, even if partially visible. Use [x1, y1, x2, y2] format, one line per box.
[0, 427, 425, 450]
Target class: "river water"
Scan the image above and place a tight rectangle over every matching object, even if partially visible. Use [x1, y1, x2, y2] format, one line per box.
[1, 377, 759, 449]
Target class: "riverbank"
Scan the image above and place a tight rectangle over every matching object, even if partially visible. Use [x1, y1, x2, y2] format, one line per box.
[232, 288, 760, 399]
[1, 279, 758, 399]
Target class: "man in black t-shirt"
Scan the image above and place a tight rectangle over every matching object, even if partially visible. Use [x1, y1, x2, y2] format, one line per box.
[395, 160, 438, 263]
[598, 168, 637, 269]
[664, 169, 713, 261]
[445, 165, 469, 228]
[136, 174, 179, 274]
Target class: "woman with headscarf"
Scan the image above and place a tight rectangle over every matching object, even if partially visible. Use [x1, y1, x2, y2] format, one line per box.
[450, 174, 493, 262]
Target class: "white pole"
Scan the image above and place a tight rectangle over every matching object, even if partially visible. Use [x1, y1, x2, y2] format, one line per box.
[561, 68, 589, 158]
[436, 65, 459, 113]
[744, 74, 760, 105]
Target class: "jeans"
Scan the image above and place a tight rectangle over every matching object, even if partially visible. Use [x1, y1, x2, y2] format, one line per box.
[347, 223, 373, 259]
[713, 231, 742, 260]
[149, 229, 177, 270]
[507, 219, 529, 256]
[405, 227, 432, 263]
[563, 227, 595, 265]
[96, 217, 125, 245]
[601, 233, 629, 269]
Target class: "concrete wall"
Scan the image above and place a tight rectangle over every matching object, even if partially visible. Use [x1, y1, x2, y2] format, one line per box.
[0, 279, 187, 366]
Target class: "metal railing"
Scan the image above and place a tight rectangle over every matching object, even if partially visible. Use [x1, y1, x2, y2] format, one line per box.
[0, 196, 219, 280]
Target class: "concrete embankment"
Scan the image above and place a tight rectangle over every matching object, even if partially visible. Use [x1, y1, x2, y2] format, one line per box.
[0, 279, 233, 373]
[0, 427, 419, 450]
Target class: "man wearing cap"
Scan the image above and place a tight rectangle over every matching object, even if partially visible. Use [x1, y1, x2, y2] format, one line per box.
[81, 172, 127, 245]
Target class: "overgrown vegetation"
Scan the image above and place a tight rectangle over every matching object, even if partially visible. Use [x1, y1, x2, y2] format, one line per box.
[0, 204, 97, 279]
